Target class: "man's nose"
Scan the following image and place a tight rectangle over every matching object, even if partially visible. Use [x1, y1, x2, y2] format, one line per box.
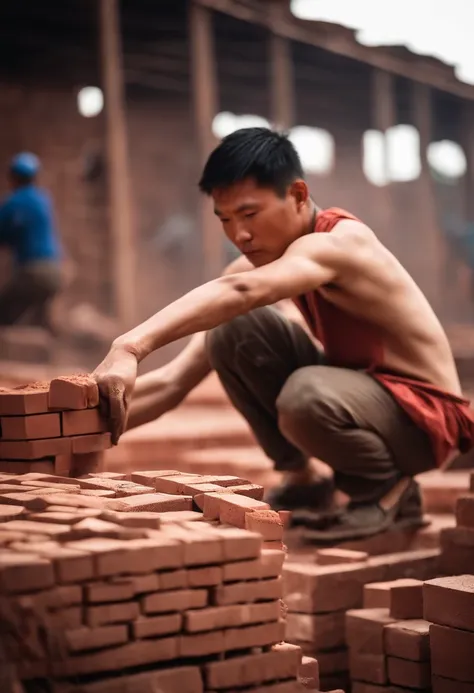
[234, 223, 252, 246]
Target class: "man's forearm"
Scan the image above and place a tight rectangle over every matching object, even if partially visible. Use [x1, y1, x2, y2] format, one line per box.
[113, 275, 259, 363]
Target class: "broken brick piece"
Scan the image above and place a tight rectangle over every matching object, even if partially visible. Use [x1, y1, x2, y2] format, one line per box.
[317, 548, 369, 565]
[245, 509, 284, 541]
[49, 374, 99, 410]
[0, 382, 49, 416]
[423, 575, 474, 631]
[298, 655, 320, 690]
[71, 433, 112, 455]
[62, 408, 107, 437]
[0, 413, 61, 441]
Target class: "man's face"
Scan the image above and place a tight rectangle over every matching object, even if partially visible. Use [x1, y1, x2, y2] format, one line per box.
[212, 178, 306, 266]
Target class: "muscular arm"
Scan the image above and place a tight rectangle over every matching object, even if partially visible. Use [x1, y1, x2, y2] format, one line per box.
[115, 235, 340, 363]
[126, 255, 253, 430]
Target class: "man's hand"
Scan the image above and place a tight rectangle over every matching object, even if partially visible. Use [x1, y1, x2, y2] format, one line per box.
[93, 346, 138, 444]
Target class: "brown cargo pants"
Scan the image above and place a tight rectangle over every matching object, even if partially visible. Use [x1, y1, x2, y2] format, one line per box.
[206, 306, 437, 504]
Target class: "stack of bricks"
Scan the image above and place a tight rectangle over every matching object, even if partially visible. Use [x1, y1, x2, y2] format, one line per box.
[0, 376, 111, 478]
[347, 578, 431, 692]
[424, 575, 474, 692]
[283, 547, 440, 692]
[438, 473, 474, 575]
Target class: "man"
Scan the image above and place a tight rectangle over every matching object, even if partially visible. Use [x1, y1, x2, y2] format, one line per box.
[94, 128, 474, 541]
[0, 152, 63, 331]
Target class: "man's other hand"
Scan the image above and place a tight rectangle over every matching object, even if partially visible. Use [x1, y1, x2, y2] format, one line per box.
[93, 347, 138, 444]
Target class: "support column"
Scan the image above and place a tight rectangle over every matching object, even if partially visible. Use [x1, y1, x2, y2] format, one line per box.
[269, 34, 294, 129]
[189, 0, 222, 279]
[371, 68, 396, 245]
[413, 81, 441, 311]
[99, 0, 135, 329]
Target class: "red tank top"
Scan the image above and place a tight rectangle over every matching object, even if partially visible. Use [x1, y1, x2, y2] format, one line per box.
[292, 207, 474, 466]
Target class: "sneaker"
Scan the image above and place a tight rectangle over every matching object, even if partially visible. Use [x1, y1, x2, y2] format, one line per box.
[265, 475, 335, 512]
[299, 479, 426, 545]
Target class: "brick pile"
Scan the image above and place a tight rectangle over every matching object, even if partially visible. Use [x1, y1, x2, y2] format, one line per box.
[424, 574, 474, 692]
[0, 375, 111, 478]
[435, 473, 474, 576]
[347, 578, 431, 691]
[283, 547, 440, 691]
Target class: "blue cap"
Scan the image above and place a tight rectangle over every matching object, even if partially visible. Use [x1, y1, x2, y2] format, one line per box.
[10, 152, 41, 178]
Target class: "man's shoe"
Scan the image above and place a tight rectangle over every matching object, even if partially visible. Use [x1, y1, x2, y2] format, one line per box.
[265, 475, 335, 512]
[299, 479, 427, 545]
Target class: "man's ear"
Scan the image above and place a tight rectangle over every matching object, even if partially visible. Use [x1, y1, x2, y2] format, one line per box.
[289, 179, 309, 209]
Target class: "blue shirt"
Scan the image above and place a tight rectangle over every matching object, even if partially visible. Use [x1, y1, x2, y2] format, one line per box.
[0, 185, 62, 265]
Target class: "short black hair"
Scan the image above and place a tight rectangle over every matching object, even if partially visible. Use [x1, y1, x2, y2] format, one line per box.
[199, 127, 304, 197]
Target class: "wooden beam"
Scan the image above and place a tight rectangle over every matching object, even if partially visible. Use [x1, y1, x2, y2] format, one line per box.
[269, 5, 295, 130]
[196, 0, 474, 102]
[462, 101, 474, 221]
[99, 0, 135, 329]
[189, 0, 223, 279]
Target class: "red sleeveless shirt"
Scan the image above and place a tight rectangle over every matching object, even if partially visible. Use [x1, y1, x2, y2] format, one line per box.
[292, 207, 474, 467]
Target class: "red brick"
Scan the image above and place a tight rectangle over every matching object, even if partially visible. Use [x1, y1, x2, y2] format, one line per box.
[363, 579, 422, 611]
[180, 630, 223, 657]
[222, 549, 285, 582]
[387, 656, 431, 689]
[27, 584, 83, 609]
[70, 451, 105, 476]
[106, 493, 193, 513]
[55, 453, 72, 475]
[157, 510, 204, 524]
[432, 675, 474, 693]
[226, 483, 265, 500]
[65, 624, 128, 653]
[186, 565, 222, 587]
[0, 459, 55, 474]
[0, 384, 49, 416]
[317, 648, 348, 675]
[160, 524, 224, 565]
[90, 472, 129, 480]
[85, 580, 135, 603]
[71, 433, 112, 455]
[181, 481, 235, 496]
[53, 637, 179, 677]
[86, 600, 140, 626]
[245, 509, 284, 541]
[103, 510, 162, 529]
[389, 579, 424, 619]
[0, 412, 61, 440]
[317, 548, 369, 565]
[184, 600, 280, 633]
[205, 642, 301, 689]
[224, 620, 285, 651]
[196, 490, 232, 518]
[20, 479, 80, 492]
[49, 374, 99, 410]
[286, 611, 346, 650]
[346, 608, 396, 654]
[6, 519, 71, 536]
[0, 505, 26, 520]
[283, 561, 385, 614]
[142, 588, 207, 614]
[23, 542, 94, 583]
[46, 606, 83, 629]
[81, 489, 115, 498]
[299, 655, 320, 690]
[66, 517, 144, 540]
[0, 437, 70, 459]
[42, 494, 107, 510]
[81, 478, 154, 497]
[62, 408, 107, 436]
[159, 569, 187, 590]
[197, 525, 262, 562]
[129, 470, 188, 486]
[0, 552, 54, 592]
[349, 652, 386, 685]
[132, 613, 182, 638]
[424, 575, 474, 631]
[213, 577, 282, 606]
[153, 475, 205, 494]
[217, 494, 270, 528]
[430, 624, 474, 682]
[384, 620, 430, 661]
[130, 572, 161, 593]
